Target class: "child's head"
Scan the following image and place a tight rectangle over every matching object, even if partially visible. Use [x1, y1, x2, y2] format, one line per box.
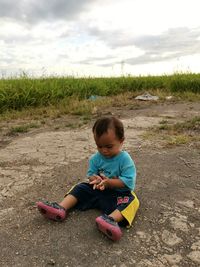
[92, 117, 125, 158]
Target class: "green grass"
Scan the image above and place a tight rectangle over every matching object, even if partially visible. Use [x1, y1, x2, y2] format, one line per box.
[0, 73, 200, 115]
[0, 92, 141, 121]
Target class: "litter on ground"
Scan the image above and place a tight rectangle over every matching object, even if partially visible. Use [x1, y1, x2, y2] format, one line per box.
[135, 92, 159, 101]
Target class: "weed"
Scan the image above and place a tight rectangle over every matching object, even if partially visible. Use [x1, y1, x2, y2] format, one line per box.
[144, 116, 200, 147]
[8, 123, 40, 135]
[159, 119, 169, 125]
[166, 135, 190, 146]
[65, 123, 77, 128]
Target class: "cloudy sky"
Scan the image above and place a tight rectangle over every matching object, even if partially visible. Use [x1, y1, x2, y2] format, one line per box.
[0, 0, 200, 77]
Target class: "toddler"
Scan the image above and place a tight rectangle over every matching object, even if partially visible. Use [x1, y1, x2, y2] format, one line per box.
[37, 116, 139, 241]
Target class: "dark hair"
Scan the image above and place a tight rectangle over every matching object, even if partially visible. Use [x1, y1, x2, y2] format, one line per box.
[92, 117, 124, 140]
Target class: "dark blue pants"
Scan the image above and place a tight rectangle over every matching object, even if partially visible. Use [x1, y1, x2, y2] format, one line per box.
[68, 182, 135, 216]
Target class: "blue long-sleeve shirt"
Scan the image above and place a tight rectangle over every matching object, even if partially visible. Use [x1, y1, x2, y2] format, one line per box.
[87, 151, 136, 191]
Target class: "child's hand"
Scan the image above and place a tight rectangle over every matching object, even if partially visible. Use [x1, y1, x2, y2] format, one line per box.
[88, 175, 98, 182]
[96, 177, 108, 191]
[89, 175, 103, 190]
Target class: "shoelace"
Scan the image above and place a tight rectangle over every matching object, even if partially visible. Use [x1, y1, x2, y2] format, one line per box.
[102, 214, 118, 225]
[44, 201, 65, 210]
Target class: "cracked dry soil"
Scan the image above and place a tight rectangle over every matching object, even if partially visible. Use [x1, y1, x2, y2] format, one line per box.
[0, 100, 200, 267]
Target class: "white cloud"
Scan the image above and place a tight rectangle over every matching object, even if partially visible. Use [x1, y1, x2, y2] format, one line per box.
[0, 0, 200, 77]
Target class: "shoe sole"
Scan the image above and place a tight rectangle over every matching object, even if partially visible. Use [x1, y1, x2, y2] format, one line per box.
[95, 216, 122, 241]
[36, 202, 66, 221]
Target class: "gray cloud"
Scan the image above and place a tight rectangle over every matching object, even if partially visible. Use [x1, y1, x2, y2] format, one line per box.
[0, 33, 33, 44]
[87, 26, 135, 48]
[86, 26, 200, 66]
[134, 28, 200, 54]
[0, 0, 94, 24]
[77, 55, 116, 65]
[126, 27, 200, 65]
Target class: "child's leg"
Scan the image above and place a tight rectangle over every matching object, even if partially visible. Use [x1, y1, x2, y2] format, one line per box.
[108, 209, 124, 223]
[95, 192, 139, 241]
[37, 182, 98, 221]
[37, 195, 78, 222]
[59, 194, 78, 210]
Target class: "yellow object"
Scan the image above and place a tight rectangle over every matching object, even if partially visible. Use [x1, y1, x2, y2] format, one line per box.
[121, 192, 140, 226]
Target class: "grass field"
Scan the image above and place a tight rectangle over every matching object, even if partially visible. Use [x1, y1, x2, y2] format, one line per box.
[0, 73, 200, 120]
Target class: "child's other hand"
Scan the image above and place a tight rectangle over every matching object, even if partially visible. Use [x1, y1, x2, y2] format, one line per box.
[89, 175, 103, 190]
[88, 174, 101, 183]
[96, 177, 108, 191]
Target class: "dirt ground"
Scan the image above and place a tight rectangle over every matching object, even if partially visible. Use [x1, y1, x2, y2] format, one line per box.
[0, 99, 200, 267]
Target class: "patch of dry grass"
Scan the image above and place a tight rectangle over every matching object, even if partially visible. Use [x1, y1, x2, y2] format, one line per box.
[143, 116, 200, 147]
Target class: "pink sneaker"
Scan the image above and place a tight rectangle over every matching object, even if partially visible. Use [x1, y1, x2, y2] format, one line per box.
[95, 214, 122, 241]
[37, 201, 66, 221]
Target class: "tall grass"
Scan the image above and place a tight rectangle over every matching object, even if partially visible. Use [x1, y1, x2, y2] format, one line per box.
[0, 73, 200, 113]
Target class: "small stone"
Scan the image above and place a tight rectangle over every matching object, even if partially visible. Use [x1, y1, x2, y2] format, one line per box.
[164, 253, 182, 264]
[92, 250, 98, 255]
[48, 259, 56, 265]
[161, 230, 182, 246]
[187, 251, 200, 264]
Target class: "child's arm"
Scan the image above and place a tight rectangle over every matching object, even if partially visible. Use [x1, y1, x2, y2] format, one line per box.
[104, 177, 125, 188]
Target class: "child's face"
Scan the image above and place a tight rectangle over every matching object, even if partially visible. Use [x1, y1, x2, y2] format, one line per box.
[94, 128, 124, 158]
